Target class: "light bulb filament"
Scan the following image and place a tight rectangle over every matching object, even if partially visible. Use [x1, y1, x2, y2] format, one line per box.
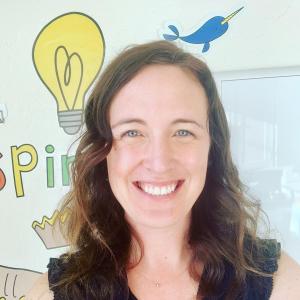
[54, 45, 84, 110]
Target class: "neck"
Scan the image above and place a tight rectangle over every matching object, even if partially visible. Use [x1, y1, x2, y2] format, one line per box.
[127, 213, 192, 272]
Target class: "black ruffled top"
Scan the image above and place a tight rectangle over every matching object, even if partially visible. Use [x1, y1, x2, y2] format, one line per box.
[48, 239, 280, 300]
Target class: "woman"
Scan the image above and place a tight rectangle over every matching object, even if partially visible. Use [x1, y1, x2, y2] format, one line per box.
[27, 40, 300, 299]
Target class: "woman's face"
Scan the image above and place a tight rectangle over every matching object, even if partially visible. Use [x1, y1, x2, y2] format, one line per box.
[106, 65, 210, 229]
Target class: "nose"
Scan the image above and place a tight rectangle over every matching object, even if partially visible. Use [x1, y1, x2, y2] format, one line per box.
[142, 135, 175, 174]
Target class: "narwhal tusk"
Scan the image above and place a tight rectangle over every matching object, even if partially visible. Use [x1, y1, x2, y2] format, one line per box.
[221, 6, 244, 25]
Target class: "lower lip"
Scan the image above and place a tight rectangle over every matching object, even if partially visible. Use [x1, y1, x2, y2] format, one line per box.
[132, 181, 184, 202]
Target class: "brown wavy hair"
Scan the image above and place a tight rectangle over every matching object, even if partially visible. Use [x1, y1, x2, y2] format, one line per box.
[53, 40, 277, 299]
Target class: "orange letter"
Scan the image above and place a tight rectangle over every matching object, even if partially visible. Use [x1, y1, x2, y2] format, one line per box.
[0, 152, 6, 191]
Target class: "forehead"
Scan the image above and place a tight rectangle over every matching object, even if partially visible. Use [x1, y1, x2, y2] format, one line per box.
[109, 65, 208, 123]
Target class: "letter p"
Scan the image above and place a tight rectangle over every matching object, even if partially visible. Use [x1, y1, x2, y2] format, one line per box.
[11, 144, 38, 197]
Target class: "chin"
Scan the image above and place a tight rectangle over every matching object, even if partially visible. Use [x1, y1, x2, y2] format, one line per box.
[126, 208, 191, 230]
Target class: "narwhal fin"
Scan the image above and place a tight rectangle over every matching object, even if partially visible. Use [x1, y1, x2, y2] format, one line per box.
[168, 25, 179, 35]
[163, 25, 180, 41]
[202, 42, 210, 53]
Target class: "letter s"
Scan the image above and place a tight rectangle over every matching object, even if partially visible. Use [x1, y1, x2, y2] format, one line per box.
[0, 152, 5, 191]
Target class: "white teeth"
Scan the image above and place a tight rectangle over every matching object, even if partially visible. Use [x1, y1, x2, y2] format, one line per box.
[139, 182, 178, 196]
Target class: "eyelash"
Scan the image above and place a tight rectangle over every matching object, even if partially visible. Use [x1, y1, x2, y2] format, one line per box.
[121, 129, 193, 138]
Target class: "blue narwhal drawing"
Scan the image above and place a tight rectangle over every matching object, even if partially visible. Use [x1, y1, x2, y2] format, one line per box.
[163, 7, 244, 53]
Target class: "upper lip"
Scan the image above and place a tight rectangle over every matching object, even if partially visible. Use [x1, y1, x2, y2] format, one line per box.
[134, 180, 184, 187]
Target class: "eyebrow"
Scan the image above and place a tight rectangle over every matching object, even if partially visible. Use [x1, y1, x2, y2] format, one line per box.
[111, 118, 205, 129]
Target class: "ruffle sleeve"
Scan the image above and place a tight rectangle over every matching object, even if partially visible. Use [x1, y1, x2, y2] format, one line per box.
[47, 257, 68, 300]
[245, 239, 281, 299]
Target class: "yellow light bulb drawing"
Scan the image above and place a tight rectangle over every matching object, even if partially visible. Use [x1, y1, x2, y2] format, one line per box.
[32, 12, 105, 134]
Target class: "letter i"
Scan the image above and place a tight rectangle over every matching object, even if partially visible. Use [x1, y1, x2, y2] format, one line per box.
[45, 144, 55, 188]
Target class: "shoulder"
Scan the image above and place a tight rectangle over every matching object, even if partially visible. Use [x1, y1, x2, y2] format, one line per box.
[25, 256, 66, 300]
[25, 272, 54, 300]
[270, 251, 300, 299]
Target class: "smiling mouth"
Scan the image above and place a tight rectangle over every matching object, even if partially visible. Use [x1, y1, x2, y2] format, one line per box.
[133, 180, 184, 197]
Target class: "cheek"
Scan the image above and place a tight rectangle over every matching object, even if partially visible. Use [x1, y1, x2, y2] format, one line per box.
[181, 141, 209, 167]
[107, 144, 141, 177]
[181, 143, 210, 186]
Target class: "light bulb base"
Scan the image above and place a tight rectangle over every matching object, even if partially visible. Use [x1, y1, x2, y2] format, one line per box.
[57, 110, 83, 135]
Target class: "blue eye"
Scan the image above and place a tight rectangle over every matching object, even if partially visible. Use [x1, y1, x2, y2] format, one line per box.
[122, 130, 141, 137]
[176, 130, 192, 137]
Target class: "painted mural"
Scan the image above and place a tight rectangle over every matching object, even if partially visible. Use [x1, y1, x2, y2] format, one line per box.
[32, 208, 70, 249]
[0, 104, 8, 124]
[0, 266, 41, 300]
[0, 144, 75, 198]
[32, 12, 105, 135]
[163, 7, 243, 52]
[0, 12, 105, 298]
[0, 153, 5, 191]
